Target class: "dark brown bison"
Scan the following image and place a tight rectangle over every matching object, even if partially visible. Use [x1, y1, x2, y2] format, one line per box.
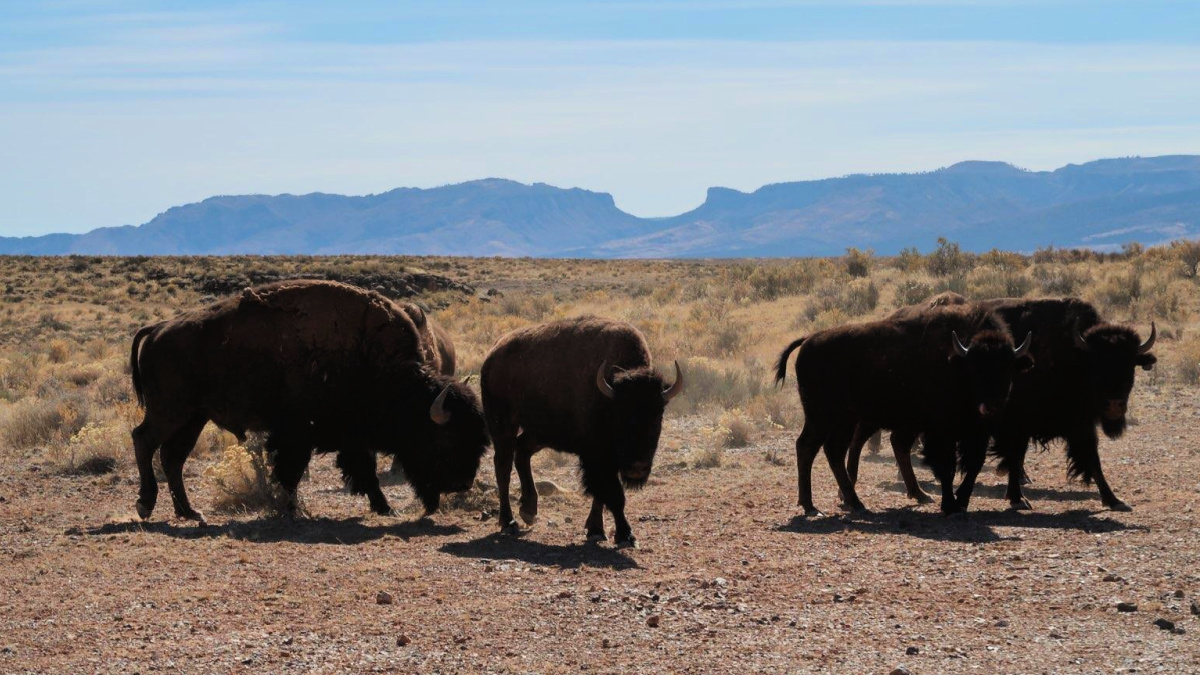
[480, 317, 683, 548]
[847, 296, 1156, 511]
[774, 304, 1033, 515]
[129, 280, 489, 524]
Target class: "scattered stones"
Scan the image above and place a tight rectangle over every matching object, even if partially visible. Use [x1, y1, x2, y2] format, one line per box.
[1153, 618, 1176, 632]
[905, 646, 920, 655]
[647, 615, 661, 628]
[1116, 602, 1138, 613]
[396, 634, 411, 647]
[375, 591, 394, 605]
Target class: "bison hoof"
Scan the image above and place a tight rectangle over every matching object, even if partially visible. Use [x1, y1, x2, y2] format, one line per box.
[519, 509, 538, 526]
[801, 507, 825, 518]
[501, 520, 521, 535]
[1105, 499, 1132, 512]
[135, 502, 153, 520]
[1008, 499, 1033, 511]
[615, 536, 638, 550]
[586, 533, 607, 544]
[912, 492, 935, 505]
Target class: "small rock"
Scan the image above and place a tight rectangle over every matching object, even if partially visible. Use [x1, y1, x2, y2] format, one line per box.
[281, 637, 293, 646]
[905, 646, 919, 655]
[454, 635, 469, 644]
[484, 564, 495, 573]
[376, 591, 395, 605]
[602, 638, 613, 649]
[396, 634, 411, 647]
[1191, 599, 1200, 617]
[1116, 602, 1138, 613]
[535, 480, 567, 496]
[1172, 627, 1187, 635]
[556, 590, 573, 599]
[1173, 590, 1185, 599]
[1153, 618, 1176, 631]
[1102, 574, 1122, 582]
[995, 620, 1009, 628]
[1049, 630, 1065, 639]
[646, 615, 661, 628]
[890, 667, 912, 675]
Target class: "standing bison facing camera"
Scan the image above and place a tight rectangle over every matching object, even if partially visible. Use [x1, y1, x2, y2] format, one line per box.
[129, 280, 489, 525]
[481, 317, 683, 548]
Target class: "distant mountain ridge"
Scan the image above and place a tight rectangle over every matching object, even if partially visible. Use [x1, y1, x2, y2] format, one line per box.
[4, 156, 1200, 257]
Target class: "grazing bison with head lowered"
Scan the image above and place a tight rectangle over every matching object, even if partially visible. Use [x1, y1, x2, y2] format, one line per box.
[847, 296, 1155, 511]
[129, 280, 489, 524]
[480, 317, 683, 548]
[775, 304, 1033, 515]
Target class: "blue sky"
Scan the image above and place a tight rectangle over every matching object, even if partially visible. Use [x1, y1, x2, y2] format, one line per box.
[2, 1, 1198, 236]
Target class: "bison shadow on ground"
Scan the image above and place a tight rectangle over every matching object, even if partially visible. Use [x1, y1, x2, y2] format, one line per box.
[439, 532, 639, 571]
[872, 477, 1101, 503]
[777, 507, 1145, 544]
[81, 515, 465, 545]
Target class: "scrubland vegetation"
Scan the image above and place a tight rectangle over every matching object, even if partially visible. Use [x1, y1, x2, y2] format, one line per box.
[1, 242, 1198, 507]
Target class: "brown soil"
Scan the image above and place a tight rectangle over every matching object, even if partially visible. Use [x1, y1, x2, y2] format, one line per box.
[2, 388, 1197, 674]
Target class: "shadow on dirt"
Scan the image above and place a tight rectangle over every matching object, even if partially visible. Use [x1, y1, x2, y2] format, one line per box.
[440, 532, 638, 571]
[80, 515, 464, 545]
[872, 478, 1100, 504]
[777, 507, 1145, 544]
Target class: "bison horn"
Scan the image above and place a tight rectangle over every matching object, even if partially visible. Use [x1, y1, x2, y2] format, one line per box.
[1013, 332, 1032, 357]
[662, 361, 684, 402]
[1138, 322, 1156, 354]
[596, 361, 616, 400]
[951, 331, 970, 357]
[1074, 329, 1090, 352]
[430, 385, 452, 425]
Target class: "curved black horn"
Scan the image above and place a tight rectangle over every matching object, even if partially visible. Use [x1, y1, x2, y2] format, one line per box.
[595, 361, 615, 400]
[662, 361, 684, 402]
[951, 331, 970, 357]
[1013, 331, 1032, 357]
[1138, 321, 1156, 354]
[430, 385, 452, 425]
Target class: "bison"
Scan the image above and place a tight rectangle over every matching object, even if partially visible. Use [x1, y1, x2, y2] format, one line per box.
[129, 279, 489, 524]
[480, 317, 683, 548]
[390, 303, 457, 475]
[774, 304, 1033, 515]
[846, 296, 1156, 511]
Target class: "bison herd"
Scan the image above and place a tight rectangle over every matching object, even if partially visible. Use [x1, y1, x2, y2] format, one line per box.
[128, 279, 1156, 545]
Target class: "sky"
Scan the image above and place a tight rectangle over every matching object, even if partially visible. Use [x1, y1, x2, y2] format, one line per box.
[2, 1, 1199, 236]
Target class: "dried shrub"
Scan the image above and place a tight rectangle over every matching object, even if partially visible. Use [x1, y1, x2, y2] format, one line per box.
[716, 409, 754, 448]
[966, 265, 1031, 299]
[687, 443, 724, 470]
[1168, 239, 1200, 278]
[1031, 264, 1091, 296]
[51, 422, 125, 475]
[204, 434, 291, 514]
[843, 248, 874, 278]
[926, 238, 973, 277]
[47, 339, 71, 364]
[894, 280, 934, 308]
[1, 396, 89, 449]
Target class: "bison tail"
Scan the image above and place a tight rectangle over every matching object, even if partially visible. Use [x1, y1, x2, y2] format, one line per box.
[773, 336, 808, 386]
[129, 324, 157, 408]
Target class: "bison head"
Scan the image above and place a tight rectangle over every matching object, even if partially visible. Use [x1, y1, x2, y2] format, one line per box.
[1073, 322, 1156, 438]
[596, 361, 683, 488]
[393, 373, 490, 514]
[950, 329, 1034, 419]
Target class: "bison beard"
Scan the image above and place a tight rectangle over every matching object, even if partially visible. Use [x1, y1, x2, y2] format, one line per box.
[774, 304, 1032, 516]
[128, 280, 489, 524]
[481, 317, 682, 548]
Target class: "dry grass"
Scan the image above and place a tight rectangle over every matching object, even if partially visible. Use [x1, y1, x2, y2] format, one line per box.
[203, 434, 292, 515]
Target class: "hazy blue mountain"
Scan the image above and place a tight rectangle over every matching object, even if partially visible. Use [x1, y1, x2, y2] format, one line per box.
[4, 156, 1200, 257]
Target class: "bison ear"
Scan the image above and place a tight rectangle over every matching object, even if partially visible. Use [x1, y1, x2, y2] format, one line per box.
[1136, 353, 1156, 371]
[1016, 354, 1035, 374]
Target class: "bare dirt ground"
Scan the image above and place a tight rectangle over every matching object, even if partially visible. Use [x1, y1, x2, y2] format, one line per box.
[2, 388, 1197, 674]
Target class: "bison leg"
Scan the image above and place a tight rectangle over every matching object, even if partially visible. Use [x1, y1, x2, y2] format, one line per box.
[269, 435, 312, 516]
[845, 422, 878, 488]
[923, 433, 961, 515]
[492, 436, 520, 532]
[889, 430, 932, 504]
[337, 451, 392, 515]
[131, 422, 165, 520]
[159, 416, 208, 526]
[515, 438, 540, 526]
[794, 421, 826, 516]
[585, 497, 606, 542]
[995, 431, 1033, 510]
[582, 462, 634, 547]
[825, 424, 867, 513]
[953, 434, 990, 512]
[1066, 426, 1130, 512]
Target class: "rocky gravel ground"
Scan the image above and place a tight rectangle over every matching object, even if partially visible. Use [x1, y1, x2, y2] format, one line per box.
[1, 387, 1197, 674]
